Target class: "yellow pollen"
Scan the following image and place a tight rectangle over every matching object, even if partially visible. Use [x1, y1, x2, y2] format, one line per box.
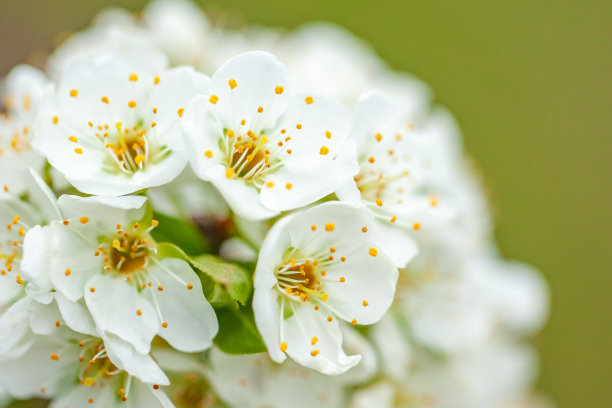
[325, 223, 335, 232]
[325, 131, 332, 139]
[136, 309, 142, 316]
[134, 155, 145, 165]
[314, 305, 319, 310]
[18, 226, 24, 236]
[80, 217, 89, 224]
[151, 220, 159, 227]
[129, 74, 138, 82]
[187, 284, 194, 290]
[280, 342, 288, 352]
[63, 220, 69, 225]
[162, 322, 168, 328]
[375, 199, 383, 206]
[311, 225, 317, 231]
[204, 150, 213, 158]
[83, 378, 95, 387]
[12, 216, 20, 224]
[369, 248, 378, 257]
[177, 108, 184, 117]
[52, 116, 59, 125]
[74, 148, 83, 154]
[285, 183, 293, 190]
[65, 268, 71, 276]
[241, 119, 246, 125]
[50, 353, 59, 361]
[128, 100, 137, 108]
[413, 222, 421, 230]
[209, 94, 219, 104]
[339, 277, 345, 282]
[310, 350, 319, 357]
[296, 124, 302, 130]
[327, 316, 333, 322]
[90, 287, 95, 293]
[368, 156, 375, 163]
[154, 76, 160, 85]
[68, 136, 78, 143]
[69, 89, 78, 97]
[330, 247, 336, 253]
[275, 86, 284, 94]
[375, 133, 382, 142]
[158, 285, 164, 291]
[351, 319, 357, 325]
[225, 167, 235, 178]
[390, 215, 397, 223]
[319, 146, 329, 155]
[361, 226, 368, 233]
[16, 275, 24, 284]
[153, 108, 158, 114]
[305, 96, 314, 104]
[151, 122, 157, 128]
[362, 300, 369, 307]
[257, 106, 263, 113]
[228, 78, 237, 89]
[265, 181, 274, 188]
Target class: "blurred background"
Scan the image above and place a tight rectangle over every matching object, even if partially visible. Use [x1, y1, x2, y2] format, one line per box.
[0, 0, 610, 406]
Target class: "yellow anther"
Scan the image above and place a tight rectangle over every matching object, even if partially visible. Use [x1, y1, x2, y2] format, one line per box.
[325, 131, 332, 139]
[310, 350, 319, 357]
[154, 76, 160, 85]
[128, 100, 137, 108]
[209, 94, 218, 104]
[369, 248, 378, 257]
[305, 96, 314, 104]
[80, 217, 89, 224]
[351, 319, 357, 325]
[136, 309, 142, 316]
[368, 156, 375, 163]
[375, 133, 382, 142]
[158, 285, 164, 292]
[319, 146, 329, 155]
[311, 337, 318, 345]
[296, 123, 303, 130]
[339, 277, 345, 282]
[225, 168, 235, 178]
[412, 222, 421, 230]
[74, 147, 83, 154]
[390, 215, 397, 223]
[327, 316, 333, 322]
[134, 155, 145, 165]
[68, 136, 78, 143]
[50, 353, 59, 361]
[129, 74, 138, 82]
[275, 86, 284, 94]
[151, 220, 159, 227]
[325, 223, 335, 232]
[65, 268, 71, 276]
[280, 342, 288, 352]
[16, 275, 24, 284]
[362, 300, 369, 307]
[361, 226, 368, 233]
[204, 150, 213, 158]
[187, 284, 194, 290]
[228, 79, 237, 89]
[311, 225, 317, 231]
[285, 183, 293, 190]
[375, 199, 383, 206]
[52, 116, 59, 125]
[69, 89, 78, 97]
[83, 378, 94, 387]
[265, 182, 274, 188]
[177, 108, 184, 117]
[12, 216, 20, 224]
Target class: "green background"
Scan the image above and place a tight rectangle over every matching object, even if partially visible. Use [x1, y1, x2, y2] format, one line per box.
[1, 0, 610, 406]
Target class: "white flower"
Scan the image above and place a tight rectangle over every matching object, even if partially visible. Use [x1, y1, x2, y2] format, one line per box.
[183, 51, 354, 220]
[21, 194, 218, 354]
[252, 202, 398, 374]
[336, 91, 470, 266]
[0, 65, 50, 173]
[32, 54, 209, 196]
[0, 168, 59, 311]
[206, 348, 344, 408]
[0, 323, 173, 406]
[47, 8, 168, 80]
[142, 0, 212, 67]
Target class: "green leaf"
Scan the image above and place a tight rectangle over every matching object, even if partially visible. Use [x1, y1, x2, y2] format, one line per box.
[190, 254, 252, 307]
[213, 305, 267, 354]
[150, 211, 209, 256]
[155, 242, 189, 261]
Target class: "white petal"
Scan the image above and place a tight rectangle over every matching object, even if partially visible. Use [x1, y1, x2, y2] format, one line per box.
[84, 274, 159, 354]
[20, 225, 53, 292]
[103, 333, 169, 385]
[209, 51, 290, 131]
[0, 298, 31, 357]
[147, 258, 218, 352]
[205, 164, 279, 220]
[56, 293, 97, 336]
[282, 304, 360, 375]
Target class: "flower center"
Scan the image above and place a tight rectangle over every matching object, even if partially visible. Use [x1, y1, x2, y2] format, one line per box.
[110, 236, 149, 273]
[275, 257, 328, 303]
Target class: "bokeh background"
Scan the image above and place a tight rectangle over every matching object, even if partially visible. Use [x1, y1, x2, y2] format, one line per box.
[1, 0, 610, 406]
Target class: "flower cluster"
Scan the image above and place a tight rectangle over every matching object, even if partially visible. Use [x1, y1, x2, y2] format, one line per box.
[0, 1, 552, 407]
